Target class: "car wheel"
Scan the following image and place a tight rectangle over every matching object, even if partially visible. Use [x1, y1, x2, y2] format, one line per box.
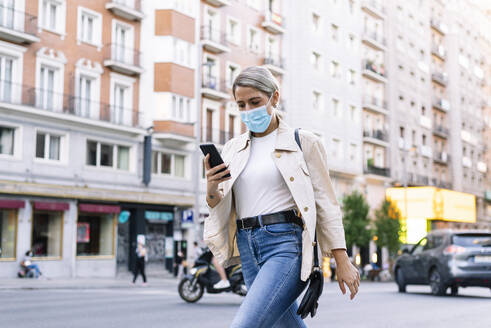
[450, 286, 458, 296]
[429, 268, 446, 296]
[396, 268, 406, 293]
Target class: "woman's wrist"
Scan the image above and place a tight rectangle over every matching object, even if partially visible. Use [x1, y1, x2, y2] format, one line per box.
[331, 248, 350, 266]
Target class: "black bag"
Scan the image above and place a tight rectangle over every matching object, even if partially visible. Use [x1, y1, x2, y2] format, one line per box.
[294, 128, 324, 319]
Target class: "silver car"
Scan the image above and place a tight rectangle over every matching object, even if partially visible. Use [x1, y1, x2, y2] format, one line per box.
[394, 230, 491, 296]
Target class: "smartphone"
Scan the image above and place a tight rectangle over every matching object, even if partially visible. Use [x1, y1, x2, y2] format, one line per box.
[199, 143, 231, 178]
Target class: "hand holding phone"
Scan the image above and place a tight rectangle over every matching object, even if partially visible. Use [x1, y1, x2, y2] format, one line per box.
[200, 144, 231, 178]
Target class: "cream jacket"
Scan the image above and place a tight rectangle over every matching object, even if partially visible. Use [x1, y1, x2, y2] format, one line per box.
[204, 117, 347, 282]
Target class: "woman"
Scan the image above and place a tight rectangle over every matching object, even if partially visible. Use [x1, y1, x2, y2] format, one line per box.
[204, 66, 360, 327]
[132, 241, 147, 285]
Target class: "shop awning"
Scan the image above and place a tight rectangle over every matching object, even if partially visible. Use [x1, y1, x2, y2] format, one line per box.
[0, 199, 25, 209]
[33, 201, 69, 211]
[79, 203, 121, 214]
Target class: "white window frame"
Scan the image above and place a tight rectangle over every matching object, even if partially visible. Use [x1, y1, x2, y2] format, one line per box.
[77, 6, 102, 49]
[203, 53, 220, 88]
[74, 59, 103, 121]
[170, 94, 193, 123]
[85, 139, 134, 172]
[109, 72, 135, 126]
[247, 0, 262, 11]
[312, 12, 321, 33]
[34, 128, 68, 165]
[311, 51, 322, 72]
[0, 121, 22, 160]
[247, 25, 261, 54]
[226, 16, 241, 45]
[332, 98, 341, 118]
[225, 101, 241, 139]
[226, 61, 240, 89]
[38, 0, 66, 37]
[35, 47, 67, 112]
[312, 90, 323, 111]
[203, 5, 220, 42]
[202, 98, 220, 143]
[111, 19, 135, 65]
[0, 40, 26, 104]
[152, 149, 189, 180]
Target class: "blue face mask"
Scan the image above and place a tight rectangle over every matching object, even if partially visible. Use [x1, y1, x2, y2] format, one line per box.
[240, 96, 273, 133]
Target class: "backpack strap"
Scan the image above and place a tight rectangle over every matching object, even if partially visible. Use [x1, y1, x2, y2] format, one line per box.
[294, 128, 320, 269]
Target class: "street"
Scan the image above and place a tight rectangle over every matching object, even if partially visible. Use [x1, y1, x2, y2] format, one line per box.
[0, 281, 490, 328]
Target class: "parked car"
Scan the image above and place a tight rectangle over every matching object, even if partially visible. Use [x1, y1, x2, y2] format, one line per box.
[394, 229, 491, 296]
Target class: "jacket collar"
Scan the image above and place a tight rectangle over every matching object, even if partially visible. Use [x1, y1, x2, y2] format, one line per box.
[236, 116, 298, 153]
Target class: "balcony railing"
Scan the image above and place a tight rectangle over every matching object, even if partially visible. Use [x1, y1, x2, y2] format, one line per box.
[103, 43, 143, 74]
[362, 30, 386, 47]
[431, 44, 446, 60]
[362, 60, 387, 78]
[264, 54, 284, 69]
[362, 0, 386, 16]
[430, 18, 448, 34]
[362, 95, 387, 110]
[363, 129, 389, 142]
[105, 0, 143, 21]
[0, 5, 39, 43]
[202, 75, 227, 92]
[262, 10, 285, 34]
[203, 128, 237, 145]
[433, 151, 450, 164]
[433, 124, 449, 137]
[431, 71, 448, 86]
[364, 164, 390, 177]
[0, 81, 141, 127]
[432, 97, 450, 112]
[416, 174, 429, 185]
[201, 25, 231, 54]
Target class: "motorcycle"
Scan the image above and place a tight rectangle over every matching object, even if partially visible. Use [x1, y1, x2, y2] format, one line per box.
[178, 248, 247, 303]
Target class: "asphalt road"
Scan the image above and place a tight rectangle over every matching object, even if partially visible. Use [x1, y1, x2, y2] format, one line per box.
[1, 281, 490, 328]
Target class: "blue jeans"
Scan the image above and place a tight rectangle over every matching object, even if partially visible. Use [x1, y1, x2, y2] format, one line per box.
[230, 221, 307, 328]
[27, 264, 40, 278]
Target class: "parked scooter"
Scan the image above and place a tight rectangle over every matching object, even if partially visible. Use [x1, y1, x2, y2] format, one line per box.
[178, 248, 247, 303]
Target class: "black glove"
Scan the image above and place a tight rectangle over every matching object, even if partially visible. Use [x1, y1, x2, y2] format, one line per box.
[296, 268, 324, 319]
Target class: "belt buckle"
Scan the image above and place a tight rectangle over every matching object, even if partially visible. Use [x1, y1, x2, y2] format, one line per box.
[292, 208, 300, 218]
[240, 219, 246, 230]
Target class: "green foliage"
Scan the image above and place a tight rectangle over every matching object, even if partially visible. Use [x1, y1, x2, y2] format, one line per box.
[373, 198, 402, 256]
[341, 190, 372, 248]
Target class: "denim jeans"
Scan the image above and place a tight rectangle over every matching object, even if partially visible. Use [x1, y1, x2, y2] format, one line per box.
[230, 221, 308, 328]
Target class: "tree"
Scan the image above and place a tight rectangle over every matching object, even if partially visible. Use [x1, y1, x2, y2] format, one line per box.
[373, 197, 402, 257]
[341, 190, 372, 250]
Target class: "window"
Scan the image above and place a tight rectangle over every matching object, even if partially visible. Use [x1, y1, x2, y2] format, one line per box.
[112, 20, 134, 65]
[226, 63, 240, 88]
[226, 17, 240, 45]
[39, 65, 56, 110]
[347, 34, 356, 51]
[110, 73, 135, 126]
[78, 7, 102, 46]
[247, 27, 260, 53]
[349, 143, 357, 161]
[152, 151, 187, 179]
[331, 24, 339, 42]
[0, 209, 16, 259]
[86, 140, 130, 171]
[347, 69, 356, 85]
[332, 98, 340, 117]
[171, 95, 193, 122]
[76, 214, 115, 257]
[35, 132, 61, 161]
[411, 237, 427, 255]
[349, 105, 356, 121]
[332, 138, 341, 159]
[313, 91, 322, 111]
[0, 125, 14, 155]
[32, 210, 62, 258]
[330, 61, 339, 78]
[0, 54, 13, 102]
[311, 52, 321, 71]
[40, 0, 65, 34]
[312, 13, 320, 32]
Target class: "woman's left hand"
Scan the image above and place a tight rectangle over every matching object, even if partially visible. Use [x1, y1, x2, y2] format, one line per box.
[332, 250, 360, 300]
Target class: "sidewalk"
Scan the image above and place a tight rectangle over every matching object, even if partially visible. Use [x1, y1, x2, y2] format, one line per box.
[0, 271, 179, 290]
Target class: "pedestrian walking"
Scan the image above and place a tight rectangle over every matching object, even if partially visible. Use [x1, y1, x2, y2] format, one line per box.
[132, 241, 147, 285]
[330, 257, 337, 281]
[204, 66, 360, 327]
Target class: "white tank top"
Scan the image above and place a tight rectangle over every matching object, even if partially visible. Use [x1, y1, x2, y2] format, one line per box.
[232, 129, 297, 220]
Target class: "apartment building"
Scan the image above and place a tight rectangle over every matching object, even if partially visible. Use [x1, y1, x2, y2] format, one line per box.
[0, 0, 187, 278]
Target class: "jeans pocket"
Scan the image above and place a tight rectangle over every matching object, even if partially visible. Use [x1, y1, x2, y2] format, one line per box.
[263, 222, 300, 236]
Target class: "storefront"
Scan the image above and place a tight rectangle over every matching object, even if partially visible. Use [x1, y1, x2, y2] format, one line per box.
[386, 187, 477, 244]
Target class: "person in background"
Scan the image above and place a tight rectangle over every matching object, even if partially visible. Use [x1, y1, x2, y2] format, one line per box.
[132, 241, 147, 285]
[329, 257, 337, 282]
[211, 255, 230, 290]
[22, 250, 41, 278]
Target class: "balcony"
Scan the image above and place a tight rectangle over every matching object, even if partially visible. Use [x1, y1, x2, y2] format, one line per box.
[430, 18, 448, 35]
[432, 124, 449, 138]
[431, 178, 452, 190]
[433, 151, 449, 165]
[419, 116, 432, 129]
[462, 157, 472, 168]
[432, 97, 450, 112]
[201, 26, 230, 54]
[202, 128, 237, 145]
[477, 161, 487, 173]
[416, 174, 429, 185]
[362, 30, 387, 51]
[362, 95, 388, 115]
[362, 60, 387, 83]
[0, 6, 39, 44]
[262, 10, 285, 35]
[204, 0, 230, 6]
[431, 71, 448, 86]
[153, 120, 195, 147]
[420, 145, 432, 158]
[431, 44, 446, 60]
[105, 0, 144, 21]
[0, 81, 142, 127]
[201, 76, 230, 100]
[364, 163, 390, 178]
[363, 129, 389, 146]
[103, 43, 144, 76]
[361, 0, 386, 19]
[263, 54, 285, 75]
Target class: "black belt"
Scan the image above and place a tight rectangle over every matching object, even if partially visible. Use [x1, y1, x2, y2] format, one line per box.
[236, 209, 303, 230]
